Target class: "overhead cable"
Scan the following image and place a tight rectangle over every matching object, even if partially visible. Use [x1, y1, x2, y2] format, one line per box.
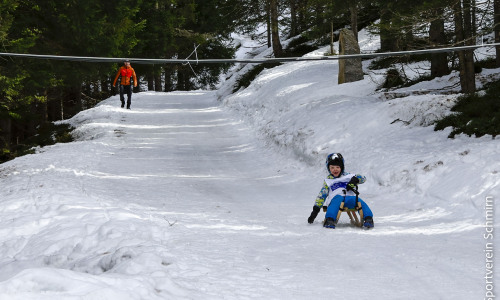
[0, 43, 498, 65]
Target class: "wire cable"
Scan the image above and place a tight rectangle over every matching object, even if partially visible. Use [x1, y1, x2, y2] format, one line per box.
[0, 43, 499, 65]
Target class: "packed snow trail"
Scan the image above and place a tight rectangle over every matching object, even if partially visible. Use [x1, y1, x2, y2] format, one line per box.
[0, 91, 489, 299]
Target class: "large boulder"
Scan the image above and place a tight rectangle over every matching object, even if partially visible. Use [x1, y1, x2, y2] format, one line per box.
[338, 28, 364, 84]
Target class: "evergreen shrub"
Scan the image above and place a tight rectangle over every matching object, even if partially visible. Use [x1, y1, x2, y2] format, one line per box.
[434, 80, 500, 138]
[382, 68, 405, 89]
[0, 122, 74, 163]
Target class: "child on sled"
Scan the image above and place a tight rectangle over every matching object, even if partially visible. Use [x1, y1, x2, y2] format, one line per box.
[307, 153, 374, 229]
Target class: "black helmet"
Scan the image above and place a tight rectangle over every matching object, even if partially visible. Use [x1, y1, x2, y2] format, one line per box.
[326, 153, 344, 174]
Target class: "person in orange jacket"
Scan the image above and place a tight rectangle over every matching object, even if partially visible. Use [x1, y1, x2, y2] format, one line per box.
[113, 59, 137, 109]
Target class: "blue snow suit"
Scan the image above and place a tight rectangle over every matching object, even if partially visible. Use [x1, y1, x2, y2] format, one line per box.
[314, 172, 373, 221]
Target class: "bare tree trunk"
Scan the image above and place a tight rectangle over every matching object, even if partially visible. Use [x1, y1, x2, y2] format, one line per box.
[154, 66, 162, 92]
[462, 0, 476, 93]
[330, 21, 335, 55]
[495, 0, 500, 66]
[177, 67, 193, 91]
[61, 85, 82, 119]
[290, 0, 297, 37]
[75, 84, 83, 115]
[84, 82, 91, 99]
[463, 0, 474, 45]
[42, 90, 48, 123]
[270, 0, 283, 57]
[60, 97, 64, 120]
[453, 0, 476, 94]
[177, 69, 186, 91]
[164, 67, 173, 92]
[47, 90, 64, 122]
[349, 1, 358, 41]
[380, 7, 398, 52]
[100, 78, 109, 96]
[471, 0, 476, 38]
[266, 0, 271, 48]
[297, 0, 307, 33]
[380, 7, 390, 51]
[147, 66, 154, 91]
[429, 10, 449, 77]
[0, 118, 12, 150]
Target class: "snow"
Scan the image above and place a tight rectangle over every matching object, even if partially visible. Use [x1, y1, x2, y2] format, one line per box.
[0, 29, 499, 299]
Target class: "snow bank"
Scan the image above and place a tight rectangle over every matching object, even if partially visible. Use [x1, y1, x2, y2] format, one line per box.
[220, 29, 500, 206]
[0, 27, 498, 299]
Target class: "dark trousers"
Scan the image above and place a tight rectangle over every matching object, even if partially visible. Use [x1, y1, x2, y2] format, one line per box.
[119, 85, 132, 108]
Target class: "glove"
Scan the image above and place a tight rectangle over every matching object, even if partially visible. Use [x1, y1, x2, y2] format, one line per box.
[346, 176, 359, 191]
[349, 176, 360, 185]
[308, 206, 321, 224]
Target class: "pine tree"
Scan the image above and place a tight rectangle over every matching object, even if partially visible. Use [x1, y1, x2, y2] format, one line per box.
[453, 0, 476, 94]
[270, 0, 283, 57]
[0, 0, 42, 155]
[0, 0, 143, 156]
[495, 0, 500, 67]
[429, 10, 450, 78]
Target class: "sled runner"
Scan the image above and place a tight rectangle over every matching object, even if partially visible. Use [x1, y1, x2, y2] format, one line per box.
[337, 187, 364, 227]
[337, 202, 364, 227]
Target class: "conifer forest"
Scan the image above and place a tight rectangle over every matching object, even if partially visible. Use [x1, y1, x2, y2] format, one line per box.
[0, 0, 499, 161]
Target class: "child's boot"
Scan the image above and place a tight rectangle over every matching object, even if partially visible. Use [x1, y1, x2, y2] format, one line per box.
[323, 217, 336, 229]
[363, 216, 374, 228]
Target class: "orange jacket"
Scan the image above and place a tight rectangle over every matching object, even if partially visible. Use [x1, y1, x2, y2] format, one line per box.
[113, 66, 137, 86]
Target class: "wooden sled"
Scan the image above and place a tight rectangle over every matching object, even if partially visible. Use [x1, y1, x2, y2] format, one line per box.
[323, 187, 364, 228]
[338, 187, 363, 227]
[336, 199, 364, 227]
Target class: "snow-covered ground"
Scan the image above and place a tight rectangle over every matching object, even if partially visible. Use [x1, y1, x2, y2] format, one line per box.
[0, 30, 499, 299]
